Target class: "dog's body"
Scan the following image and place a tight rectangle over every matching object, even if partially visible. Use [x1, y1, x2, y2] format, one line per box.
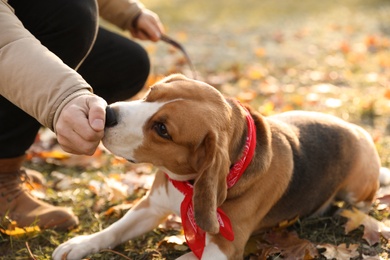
[53, 74, 380, 260]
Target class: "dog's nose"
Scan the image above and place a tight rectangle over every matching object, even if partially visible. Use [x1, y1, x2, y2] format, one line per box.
[105, 106, 118, 128]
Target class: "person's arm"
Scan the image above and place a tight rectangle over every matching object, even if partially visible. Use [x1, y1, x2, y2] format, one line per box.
[97, 0, 163, 42]
[0, 0, 106, 155]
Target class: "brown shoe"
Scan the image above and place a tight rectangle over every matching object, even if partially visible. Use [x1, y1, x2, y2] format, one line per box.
[0, 156, 79, 231]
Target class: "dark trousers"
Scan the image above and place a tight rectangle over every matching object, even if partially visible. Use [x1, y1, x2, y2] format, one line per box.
[1, 0, 150, 158]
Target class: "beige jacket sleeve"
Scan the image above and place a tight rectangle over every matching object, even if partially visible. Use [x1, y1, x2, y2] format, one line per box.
[0, 0, 94, 132]
[97, 0, 144, 31]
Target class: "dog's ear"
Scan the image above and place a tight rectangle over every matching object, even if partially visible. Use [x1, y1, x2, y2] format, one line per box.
[191, 130, 230, 234]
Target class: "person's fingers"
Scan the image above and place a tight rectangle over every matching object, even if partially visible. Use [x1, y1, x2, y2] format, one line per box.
[131, 10, 164, 42]
[131, 29, 150, 41]
[55, 95, 107, 155]
[142, 18, 161, 41]
[57, 132, 98, 155]
[61, 104, 99, 141]
[87, 97, 107, 132]
[56, 114, 100, 155]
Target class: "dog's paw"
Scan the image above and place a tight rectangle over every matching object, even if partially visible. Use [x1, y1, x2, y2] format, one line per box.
[52, 234, 103, 260]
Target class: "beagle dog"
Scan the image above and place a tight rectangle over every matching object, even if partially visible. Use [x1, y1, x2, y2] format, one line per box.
[53, 74, 380, 260]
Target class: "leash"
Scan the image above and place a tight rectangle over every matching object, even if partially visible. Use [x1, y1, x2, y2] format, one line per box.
[168, 106, 257, 258]
[131, 13, 197, 79]
[160, 34, 197, 79]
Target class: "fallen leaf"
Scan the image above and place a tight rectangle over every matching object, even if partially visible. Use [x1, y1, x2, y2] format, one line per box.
[163, 234, 186, 245]
[157, 234, 188, 253]
[159, 214, 182, 230]
[385, 89, 390, 100]
[52, 171, 80, 191]
[340, 41, 351, 54]
[38, 150, 70, 160]
[340, 207, 390, 245]
[362, 255, 382, 259]
[0, 221, 40, 237]
[258, 230, 318, 259]
[376, 185, 390, 208]
[277, 216, 300, 229]
[254, 47, 266, 57]
[317, 243, 359, 260]
[104, 202, 134, 217]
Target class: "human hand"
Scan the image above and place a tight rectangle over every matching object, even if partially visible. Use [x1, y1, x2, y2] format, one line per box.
[130, 9, 164, 42]
[55, 95, 107, 155]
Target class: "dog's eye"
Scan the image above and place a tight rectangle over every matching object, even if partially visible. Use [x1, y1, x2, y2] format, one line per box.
[154, 122, 171, 140]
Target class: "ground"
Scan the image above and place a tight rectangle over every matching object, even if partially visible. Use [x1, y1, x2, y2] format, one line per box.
[1, 0, 390, 259]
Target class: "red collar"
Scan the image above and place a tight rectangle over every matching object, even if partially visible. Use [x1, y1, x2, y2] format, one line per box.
[168, 106, 256, 258]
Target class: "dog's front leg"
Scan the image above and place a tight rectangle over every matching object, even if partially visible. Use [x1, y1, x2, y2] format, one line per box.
[53, 173, 176, 260]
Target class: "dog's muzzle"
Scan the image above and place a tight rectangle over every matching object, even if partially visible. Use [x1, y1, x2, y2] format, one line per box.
[105, 106, 118, 128]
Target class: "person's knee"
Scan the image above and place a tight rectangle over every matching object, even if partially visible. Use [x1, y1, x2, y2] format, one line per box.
[39, 0, 98, 68]
[59, 0, 98, 41]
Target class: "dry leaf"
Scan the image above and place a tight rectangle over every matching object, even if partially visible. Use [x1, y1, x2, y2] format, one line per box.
[384, 89, 390, 100]
[157, 234, 188, 253]
[163, 234, 186, 245]
[340, 208, 390, 245]
[104, 203, 134, 217]
[376, 185, 390, 209]
[52, 171, 80, 191]
[317, 243, 359, 260]
[258, 230, 318, 259]
[254, 47, 266, 57]
[159, 214, 182, 230]
[277, 216, 299, 229]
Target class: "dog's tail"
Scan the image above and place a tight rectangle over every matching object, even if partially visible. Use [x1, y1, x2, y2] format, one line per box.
[379, 167, 390, 186]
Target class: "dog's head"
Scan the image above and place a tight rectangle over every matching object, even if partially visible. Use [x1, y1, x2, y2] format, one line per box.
[103, 74, 239, 233]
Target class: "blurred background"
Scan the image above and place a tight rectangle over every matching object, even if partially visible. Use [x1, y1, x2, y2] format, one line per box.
[141, 0, 390, 75]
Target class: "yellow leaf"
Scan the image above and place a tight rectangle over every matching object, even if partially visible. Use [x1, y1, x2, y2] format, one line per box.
[259, 101, 275, 116]
[38, 150, 70, 160]
[0, 222, 40, 237]
[247, 68, 264, 80]
[277, 215, 299, 229]
[237, 78, 252, 89]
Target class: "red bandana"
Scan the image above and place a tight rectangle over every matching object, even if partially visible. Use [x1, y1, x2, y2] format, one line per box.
[168, 106, 256, 259]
